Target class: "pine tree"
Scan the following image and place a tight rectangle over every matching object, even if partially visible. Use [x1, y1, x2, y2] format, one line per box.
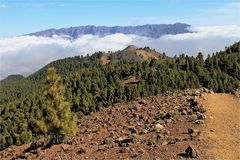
[36, 67, 77, 143]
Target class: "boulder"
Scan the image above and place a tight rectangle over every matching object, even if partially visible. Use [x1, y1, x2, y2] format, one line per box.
[189, 98, 198, 107]
[192, 105, 206, 113]
[162, 140, 168, 145]
[185, 145, 198, 158]
[61, 144, 69, 151]
[77, 148, 86, 154]
[181, 110, 188, 115]
[139, 99, 147, 105]
[155, 124, 164, 132]
[128, 126, 137, 133]
[190, 114, 198, 121]
[196, 112, 206, 120]
[117, 137, 134, 147]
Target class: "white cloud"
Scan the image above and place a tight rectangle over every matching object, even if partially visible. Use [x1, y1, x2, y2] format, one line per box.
[0, 26, 240, 79]
[162, 25, 240, 40]
[0, 34, 144, 79]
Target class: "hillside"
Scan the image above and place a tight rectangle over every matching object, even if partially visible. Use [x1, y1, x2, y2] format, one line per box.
[1, 75, 24, 83]
[28, 23, 191, 39]
[0, 42, 239, 152]
[0, 89, 212, 159]
[1, 89, 239, 159]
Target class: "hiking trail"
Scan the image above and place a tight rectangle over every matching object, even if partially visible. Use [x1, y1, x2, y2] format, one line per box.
[201, 93, 240, 160]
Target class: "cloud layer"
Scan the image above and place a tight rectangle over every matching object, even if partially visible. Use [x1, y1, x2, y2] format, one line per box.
[0, 25, 240, 79]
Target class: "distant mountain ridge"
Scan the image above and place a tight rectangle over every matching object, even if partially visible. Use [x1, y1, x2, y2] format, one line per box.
[28, 23, 191, 39]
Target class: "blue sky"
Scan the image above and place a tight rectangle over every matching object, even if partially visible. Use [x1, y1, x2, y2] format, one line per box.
[0, 0, 240, 37]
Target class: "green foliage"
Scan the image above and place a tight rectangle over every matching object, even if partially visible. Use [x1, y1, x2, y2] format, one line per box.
[36, 67, 77, 138]
[0, 97, 38, 149]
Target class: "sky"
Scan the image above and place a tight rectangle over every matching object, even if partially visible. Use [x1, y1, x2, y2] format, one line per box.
[0, 0, 240, 79]
[0, 0, 240, 37]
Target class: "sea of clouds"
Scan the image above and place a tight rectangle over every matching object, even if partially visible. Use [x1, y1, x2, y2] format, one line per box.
[0, 25, 240, 79]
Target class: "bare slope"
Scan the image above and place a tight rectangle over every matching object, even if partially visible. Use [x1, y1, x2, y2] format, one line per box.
[0, 89, 207, 160]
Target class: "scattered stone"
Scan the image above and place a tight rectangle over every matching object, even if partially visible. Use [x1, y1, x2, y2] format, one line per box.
[192, 105, 206, 113]
[189, 131, 201, 140]
[133, 105, 141, 111]
[155, 119, 165, 125]
[188, 128, 194, 134]
[24, 140, 45, 153]
[162, 140, 168, 145]
[17, 153, 28, 159]
[181, 110, 188, 115]
[146, 140, 156, 146]
[156, 111, 168, 120]
[29, 150, 38, 155]
[66, 140, 73, 145]
[117, 137, 134, 147]
[155, 124, 164, 132]
[156, 133, 162, 140]
[139, 115, 145, 120]
[118, 147, 129, 153]
[61, 144, 69, 151]
[128, 126, 137, 133]
[190, 114, 198, 121]
[131, 153, 138, 158]
[139, 129, 148, 135]
[188, 128, 200, 135]
[138, 148, 145, 155]
[77, 148, 86, 154]
[162, 129, 170, 136]
[196, 112, 206, 119]
[165, 119, 172, 123]
[195, 120, 204, 124]
[98, 145, 109, 151]
[139, 99, 147, 105]
[189, 98, 198, 107]
[101, 138, 113, 145]
[174, 105, 180, 110]
[168, 139, 176, 144]
[185, 145, 198, 158]
[193, 90, 201, 96]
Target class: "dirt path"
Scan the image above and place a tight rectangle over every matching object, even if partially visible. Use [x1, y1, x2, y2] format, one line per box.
[201, 93, 240, 160]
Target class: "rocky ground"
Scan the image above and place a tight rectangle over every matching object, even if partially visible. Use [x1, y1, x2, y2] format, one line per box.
[1, 88, 239, 160]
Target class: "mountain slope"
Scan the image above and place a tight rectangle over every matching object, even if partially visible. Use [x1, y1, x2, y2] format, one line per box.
[28, 45, 166, 81]
[0, 89, 211, 159]
[2, 89, 239, 160]
[0, 42, 239, 150]
[28, 23, 191, 39]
